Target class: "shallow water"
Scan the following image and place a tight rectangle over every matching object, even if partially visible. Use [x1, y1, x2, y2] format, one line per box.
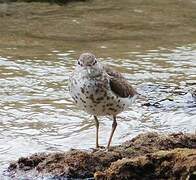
[0, 0, 196, 176]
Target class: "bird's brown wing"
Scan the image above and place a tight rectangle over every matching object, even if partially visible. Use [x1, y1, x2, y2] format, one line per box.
[104, 65, 137, 98]
[104, 65, 124, 79]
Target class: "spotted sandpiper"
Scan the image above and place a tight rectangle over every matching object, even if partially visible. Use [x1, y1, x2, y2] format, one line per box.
[69, 53, 137, 150]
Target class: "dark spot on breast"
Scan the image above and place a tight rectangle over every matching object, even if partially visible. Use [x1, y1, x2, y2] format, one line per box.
[81, 87, 85, 94]
[96, 96, 104, 101]
[106, 103, 113, 107]
[108, 107, 117, 112]
[107, 96, 110, 100]
[89, 94, 95, 103]
[74, 80, 77, 85]
[74, 95, 78, 99]
[80, 97, 86, 104]
[117, 104, 121, 108]
[72, 96, 78, 103]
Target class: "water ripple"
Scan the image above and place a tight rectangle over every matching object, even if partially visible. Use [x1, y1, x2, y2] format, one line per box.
[0, 44, 196, 174]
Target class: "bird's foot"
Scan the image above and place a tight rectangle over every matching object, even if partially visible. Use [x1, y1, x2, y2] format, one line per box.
[97, 145, 105, 149]
[90, 145, 105, 152]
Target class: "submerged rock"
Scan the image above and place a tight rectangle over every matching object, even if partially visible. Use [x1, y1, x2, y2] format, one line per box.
[6, 132, 196, 179]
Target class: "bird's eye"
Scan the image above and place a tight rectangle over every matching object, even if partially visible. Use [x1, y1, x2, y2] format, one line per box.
[78, 61, 81, 66]
[92, 60, 97, 65]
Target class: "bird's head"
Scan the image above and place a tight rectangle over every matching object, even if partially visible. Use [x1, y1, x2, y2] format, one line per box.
[77, 52, 98, 67]
[76, 53, 102, 77]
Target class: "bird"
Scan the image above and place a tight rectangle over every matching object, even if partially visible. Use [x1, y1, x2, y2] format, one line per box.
[68, 52, 137, 150]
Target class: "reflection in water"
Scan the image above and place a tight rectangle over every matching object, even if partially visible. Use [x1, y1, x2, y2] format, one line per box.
[0, 44, 196, 173]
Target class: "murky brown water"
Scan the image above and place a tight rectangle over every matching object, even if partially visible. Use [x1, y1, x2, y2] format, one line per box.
[0, 0, 196, 176]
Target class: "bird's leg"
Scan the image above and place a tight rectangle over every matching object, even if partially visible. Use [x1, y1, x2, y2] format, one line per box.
[107, 116, 117, 150]
[94, 116, 99, 148]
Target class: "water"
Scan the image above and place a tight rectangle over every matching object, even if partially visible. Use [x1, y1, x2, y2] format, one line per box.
[0, 0, 196, 176]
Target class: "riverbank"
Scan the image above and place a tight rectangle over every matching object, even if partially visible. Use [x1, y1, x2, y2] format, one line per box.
[6, 132, 196, 179]
[0, 0, 86, 4]
[0, 0, 196, 59]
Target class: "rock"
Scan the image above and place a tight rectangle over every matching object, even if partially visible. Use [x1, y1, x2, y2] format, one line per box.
[120, 132, 196, 157]
[6, 132, 196, 179]
[95, 148, 196, 180]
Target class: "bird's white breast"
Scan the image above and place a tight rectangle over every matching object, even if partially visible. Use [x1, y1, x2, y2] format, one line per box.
[69, 70, 135, 116]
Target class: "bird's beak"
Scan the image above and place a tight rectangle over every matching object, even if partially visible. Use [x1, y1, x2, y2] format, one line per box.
[86, 66, 92, 75]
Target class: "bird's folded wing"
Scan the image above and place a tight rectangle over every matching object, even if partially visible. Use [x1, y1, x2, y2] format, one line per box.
[104, 65, 136, 98]
[109, 77, 136, 98]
